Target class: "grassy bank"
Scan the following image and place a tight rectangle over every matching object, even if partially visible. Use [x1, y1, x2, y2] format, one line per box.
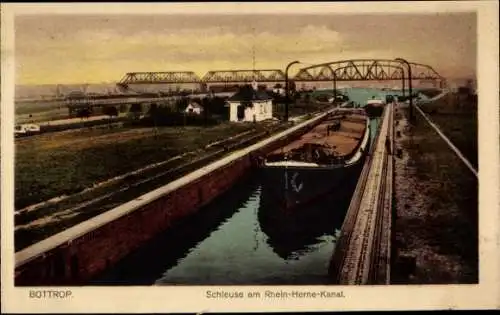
[392, 103, 478, 284]
[15, 100, 65, 115]
[418, 93, 477, 168]
[15, 123, 255, 209]
[16, 108, 70, 125]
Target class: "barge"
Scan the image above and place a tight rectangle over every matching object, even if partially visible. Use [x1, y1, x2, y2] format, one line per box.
[258, 111, 371, 211]
[364, 98, 386, 118]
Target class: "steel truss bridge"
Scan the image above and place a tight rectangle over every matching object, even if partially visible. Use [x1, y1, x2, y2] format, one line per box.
[117, 69, 288, 88]
[65, 59, 445, 107]
[117, 59, 445, 87]
[294, 59, 443, 82]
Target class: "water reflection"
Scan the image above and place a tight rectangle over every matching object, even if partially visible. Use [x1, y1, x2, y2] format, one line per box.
[258, 179, 355, 261]
[91, 175, 258, 285]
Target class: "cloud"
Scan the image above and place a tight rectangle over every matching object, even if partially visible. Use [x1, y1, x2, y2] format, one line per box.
[19, 23, 344, 61]
[16, 23, 350, 83]
[14, 15, 474, 84]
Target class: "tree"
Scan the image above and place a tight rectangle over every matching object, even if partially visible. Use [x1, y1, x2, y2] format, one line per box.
[465, 79, 474, 92]
[288, 80, 297, 94]
[210, 97, 228, 116]
[102, 106, 118, 128]
[129, 103, 143, 120]
[148, 103, 159, 116]
[465, 78, 476, 104]
[76, 108, 91, 120]
[175, 97, 189, 112]
[304, 93, 311, 104]
[103, 106, 118, 118]
[201, 97, 211, 126]
[148, 103, 159, 137]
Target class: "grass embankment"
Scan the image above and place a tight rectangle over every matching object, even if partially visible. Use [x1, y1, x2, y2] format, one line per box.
[15, 123, 255, 210]
[15, 100, 68, 124]
[15, 100, 64, 115]
[418, 93, 478, 168]
[392, 96, 478, 284]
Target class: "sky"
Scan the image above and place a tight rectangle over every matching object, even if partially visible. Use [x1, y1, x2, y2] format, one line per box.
[14, 13, 476, 85]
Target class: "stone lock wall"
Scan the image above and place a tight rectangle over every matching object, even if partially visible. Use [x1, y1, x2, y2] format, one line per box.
[15, 156, 252, 286]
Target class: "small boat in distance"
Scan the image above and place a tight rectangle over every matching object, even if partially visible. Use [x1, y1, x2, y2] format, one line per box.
[258, 111, 370, 211]
[364, 97, 386, 118]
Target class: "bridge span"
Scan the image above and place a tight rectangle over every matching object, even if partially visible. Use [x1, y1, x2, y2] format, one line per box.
[24, 59, 444, 113]
[117, 60, 444, 86]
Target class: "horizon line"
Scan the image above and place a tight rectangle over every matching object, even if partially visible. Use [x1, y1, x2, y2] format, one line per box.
[15, 75, 477, 87]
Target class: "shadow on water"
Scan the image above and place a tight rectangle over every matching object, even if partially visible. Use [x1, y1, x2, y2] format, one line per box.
[258, 173, 356, 262]
[91, 174, 259, 285]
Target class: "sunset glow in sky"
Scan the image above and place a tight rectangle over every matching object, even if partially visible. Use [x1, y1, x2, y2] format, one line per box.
[15, 12, 476, 85]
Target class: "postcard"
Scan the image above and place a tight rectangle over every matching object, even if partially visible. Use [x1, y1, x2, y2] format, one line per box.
[1, 1, 499, 312]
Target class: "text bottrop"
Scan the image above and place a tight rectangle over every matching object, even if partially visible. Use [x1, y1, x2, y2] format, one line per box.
[29, 290, 72, 299]
[206, 290, 345, 299]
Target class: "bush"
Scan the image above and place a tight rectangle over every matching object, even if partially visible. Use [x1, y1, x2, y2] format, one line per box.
[127, 106, 220, 127]
[103, 106, 118, 117]
[75, 108, 91, 118]
[316, 95, 330, 102]
[40, 117, 127, 133]
[419, 89, 442, 99]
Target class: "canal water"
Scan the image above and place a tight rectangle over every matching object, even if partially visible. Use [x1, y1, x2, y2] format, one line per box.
[92, 90, 382, 286]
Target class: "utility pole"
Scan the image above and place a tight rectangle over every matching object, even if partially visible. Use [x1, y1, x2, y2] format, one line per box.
[395, 58, 413, 121]
[285, 61, 300, 122]
[328, 67, 337, 106]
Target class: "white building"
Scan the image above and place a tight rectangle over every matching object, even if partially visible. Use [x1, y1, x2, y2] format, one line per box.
[226, 83, 273, 122]
[184, 102, 204, 115]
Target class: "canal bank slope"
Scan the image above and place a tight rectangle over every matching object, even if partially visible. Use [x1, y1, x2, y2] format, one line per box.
[392, 102, 478, 284]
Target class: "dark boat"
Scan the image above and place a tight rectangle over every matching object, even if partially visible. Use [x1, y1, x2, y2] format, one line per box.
[364, 98, 386, 118]
[258, 111, 370, 211]
[257, 178, 354, 260]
